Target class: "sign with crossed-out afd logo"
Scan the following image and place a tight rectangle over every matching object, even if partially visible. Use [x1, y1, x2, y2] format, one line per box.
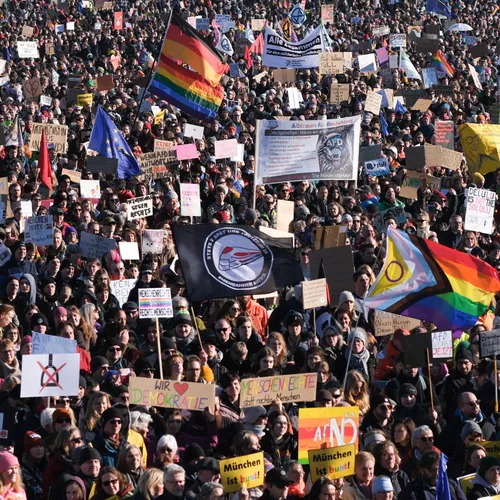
[21, 353, 80, 398]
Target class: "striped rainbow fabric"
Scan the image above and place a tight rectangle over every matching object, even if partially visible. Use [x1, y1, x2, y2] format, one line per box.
[432, 50, 455, 78]
[364, 227, 500, 330]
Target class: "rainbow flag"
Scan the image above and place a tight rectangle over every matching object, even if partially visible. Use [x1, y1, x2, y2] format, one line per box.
[149, 55, 224, 121]
[163, 12, 228, 86]
[432, 50, 454, 78]
[364, 227, 500, 330]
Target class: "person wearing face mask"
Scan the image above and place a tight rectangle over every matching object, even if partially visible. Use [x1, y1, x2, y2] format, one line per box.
[243, 406, 268, 439]
[21, 431, 47, 500]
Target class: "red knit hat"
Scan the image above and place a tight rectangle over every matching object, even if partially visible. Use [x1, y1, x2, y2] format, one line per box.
[24, 431, 44, 453]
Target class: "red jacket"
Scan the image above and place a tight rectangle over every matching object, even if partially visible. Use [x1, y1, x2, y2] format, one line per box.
[244, 299, 268, 339]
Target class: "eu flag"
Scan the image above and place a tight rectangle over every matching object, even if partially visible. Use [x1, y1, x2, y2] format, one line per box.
[436, 452, 451, 500]
[426, 0, 451, 18]
[379, 112, 388, 136]
[395, 100, 408, 114]
[89, 107, 141, 179]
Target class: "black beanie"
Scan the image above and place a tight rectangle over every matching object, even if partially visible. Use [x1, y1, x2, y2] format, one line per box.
[101, 407, 122, 425]
[478, 456, 500, 479]
[455, 348, 473, 363]
[79, 446, 101, 465]
[183, 443, 205, 465]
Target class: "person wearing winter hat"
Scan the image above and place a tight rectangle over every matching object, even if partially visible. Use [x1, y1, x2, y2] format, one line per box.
[467, 456, 500, 499]
[30, 313, 49, 333]
[91, 407, 124, 467]
[344, 328, 374, 383]
[89, 356, 110, 382]
[77, 446, 101, 493]
[0, 451, 23, 499]
[243, 406, 268, 438]
[173, 311, 197, 356]
[360, 393, 395, 437]
[103, 337, 128, 370]
[372, 476, 394, 499]
[21, 431, 46, 500]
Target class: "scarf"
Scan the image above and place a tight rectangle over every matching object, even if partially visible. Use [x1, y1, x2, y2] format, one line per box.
[345, 347, 370, 379]
[473, 473, 500, 494]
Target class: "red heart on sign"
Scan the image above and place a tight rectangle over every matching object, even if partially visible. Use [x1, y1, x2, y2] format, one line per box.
[174, 382, 189, 396]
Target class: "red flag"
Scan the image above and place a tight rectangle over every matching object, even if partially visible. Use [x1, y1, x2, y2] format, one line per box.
[38, 130, 52, 191]
[249, 32, 264, 55]
[113, 11, 123, 30]
[244, 44, 253, 69]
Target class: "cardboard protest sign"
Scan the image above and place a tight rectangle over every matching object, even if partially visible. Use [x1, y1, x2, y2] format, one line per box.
[400, 171, 440, 199]
[251, 18, 266, 31]
[364, 91, 383, 115]
[273, 68, 296, 83]
[32, 332, 77, 354]
[80, 232, 117, 259]
[45, 42, 55, 56]
[22, 26, 34, 37]
[464, 187, 495, 234]
[321, 4, 334, 23]
[0, 178, 7, 195]
[183, 123, 204, 141]
[215, 139, 238, 159]
[302, 279, 328, 309]
[240, 373, 317, 408]
[137, 150, 177, 178]
[129, 377, 216, 410]
[298, 407, 360, 464]
[25, 215, 54, 246]
[118, 241, 140, 261]
[142, 229, 164, 254]
[313, 225, 347, 249]
[308, 444, 356, 482]
[374, 310, 421, 336]
[412, 99, 433, 112]
[21, 353, 80, 397]
[86, 156, 118, 175]
[17, 41, 39, 58]
[97, 75, 114, 91]
[23, 77, 42, 101]
[431, 330, 453, 359]
[330, 83, 350, 105]
[480, 329, 500, 358]
[220, 453, 265, 493]
[276, 199, 294, 233]
[30, 124, 68, 154]
[180, 183, 201, 217]
[61, 169, 81, 184]
[155, 139, 174, 152]
[364, 158, 389, 177]
[319, 53, 344, 75]
[110, 279, 137, 307]
[127, 196, 153, 220]
[138, 288, 173, 318]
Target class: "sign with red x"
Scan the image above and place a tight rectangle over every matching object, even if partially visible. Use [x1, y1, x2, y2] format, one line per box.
[21, 354, 80, 398]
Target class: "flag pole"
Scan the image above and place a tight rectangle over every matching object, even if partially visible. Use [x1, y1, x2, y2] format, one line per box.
[426, 348, 434, 412]
[131, 7, 174, 134]
[495, 357, 498, 413]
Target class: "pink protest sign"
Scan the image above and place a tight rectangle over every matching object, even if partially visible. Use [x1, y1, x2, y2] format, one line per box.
[175, 144, 199, 160]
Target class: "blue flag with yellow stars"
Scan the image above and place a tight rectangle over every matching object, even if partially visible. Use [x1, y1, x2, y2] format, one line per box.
[89, 106, 141, 179]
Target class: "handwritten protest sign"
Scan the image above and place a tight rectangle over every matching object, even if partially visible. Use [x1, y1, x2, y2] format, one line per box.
[30, 124, 68, 154]
[80, 232, 117, 259]
[465, 187, 495, 234]
[180, 183, 201, 217]
[25, 215, 53, 246]
[21, 354, 80, 397]
[330, 84, 350, 104]
[32, 332, 77, 354]
[138, 288, 173, 318]
[129, 377, 216, 411]
[119, 241, 140, 261]
[127, 196, 153, 220]
[374, 310, 421, 336]
[480, 329, 500, 358]
[220, 453, 264, 493]
[480, 441, 500, 457]
[80, 180, 100, 199]
[110, 279, 137, 307]
[17, 41, 39, 58]
[138, 150, 177, 176]
[142, 229, 164, 254]
[302, 279, 328, 309]
[183, 123, 204, 140]
[364, 91, 383, 115]
[154, 139, 174, 152]
[431, 330, 453, 359]
[319, 53, 344, 75]
[298, 407, 359, 464]
[308, 444, 356, 482]
[389, 33, 406, 48]
[77, 93, 93, 106]
[215, 139, 238, 159]
[240, 373, 317, 408]
[175, 144, 199, 161]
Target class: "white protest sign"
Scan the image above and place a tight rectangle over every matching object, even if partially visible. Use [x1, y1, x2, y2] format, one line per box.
[80, 232, 117, 259]
[40, 95, 52, 107]
[180, 183, 201, 217]
[17, 41, 39, 58]
[25, 215, 53, 246]
[364, 158, 390, 177]
[32, 332, 77, 355]
[118, 241, 140, 260]
[110, 279, 137, 307]
[389, 33, 406, 48]
[431, 330, 453, 359]
[301, 279, 328, 309]
[231, 143, 245, 163]
[20, 200, 33, 218]
[480, 329, 500, 358]
[287, 87, 301, 109]
[0, 242, 11, 267]
[80, 180, 101, 199]
[138, 288, 173, 319]
[464, 187, 495, 234]
[358, 54, 377, 73]
[214, 139, 238, 159]
[127, 196, 153, 220]
[21, 353, 80, 397]
[183, 123, 204, 140]
[142, 229, 164, 254]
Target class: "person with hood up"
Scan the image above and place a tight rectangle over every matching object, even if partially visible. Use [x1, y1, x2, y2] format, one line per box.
[200, 331, 227, 384]
[466, 456, 500, 499]
[61, 475, 86, 500]
[243, 406, 268, 439]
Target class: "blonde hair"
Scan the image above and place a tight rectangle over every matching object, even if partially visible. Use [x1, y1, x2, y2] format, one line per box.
[0, 461, 23, 493]
[135, 468, 164, 500]
[52, 427, 80, 456]
[266, 332, 288, 367]
[116, 443, 143, 473]
[344, 370, 370, 415]
[355, 451, 375, 468]
[84, 391, 110, 432]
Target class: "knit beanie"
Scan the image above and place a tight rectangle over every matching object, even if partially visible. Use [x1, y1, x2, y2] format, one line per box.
[0, 452, 19, 473]
[52, 408, 72, 423]
[372, 476, 394, 494]
[455, 347, 473, 363]
[78, 446, 101, 465]
[347, 328, 367, 346]
[460, 421, 483, 441]
[24, 431, 44, 453]
[478, 456, 500, 479]
[101, 407, 122, 425]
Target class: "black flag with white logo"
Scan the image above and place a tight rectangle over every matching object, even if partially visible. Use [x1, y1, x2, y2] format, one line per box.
[172, 224, 304, 302]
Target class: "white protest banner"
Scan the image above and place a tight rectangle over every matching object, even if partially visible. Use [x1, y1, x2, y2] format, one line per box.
[358, 54, 377, 73]
[80, 232, 117, 259]
[180, 184, 201, 217]
[255, 116, 361, 184]
[364, 158, 390, 177]
[464, 187, 495, 234]
[183, 123, 204, 140]
[32, 332, 77, 355]
[21, 353, 80, 397]
[0, 242, 11, 267]
[215, 139, 238, 159]
[25, 215, 53, 246]
[389, 33, 406, 48]
[302, 279, 328, 309]
[431, 330, 453, 359]
[138, 288, 173, 319]
[142, 229, 164, 254]
[30, 123, 68, 154]
[17, 41, 39, 58]
[80, 180, 101, 199]
[118, 241, 140, 260]
[262, 24, 325, 69]
[127, 196, 153, 220]
[480, 329, 500, 358]
[110, 279, 137, 307]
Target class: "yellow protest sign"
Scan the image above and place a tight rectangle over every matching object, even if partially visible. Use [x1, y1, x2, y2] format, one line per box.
[457, 474, 475, 495]
[154, 110, 165, 125]
[459, 123, 500, 174]
[308, 444, 356, 482]
[220, 452, 264, 493]
[480, 440, 500, 457]
[76, 93, 93, 106]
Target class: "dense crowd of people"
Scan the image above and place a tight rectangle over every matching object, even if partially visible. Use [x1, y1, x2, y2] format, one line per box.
[1, 0, 500, 498]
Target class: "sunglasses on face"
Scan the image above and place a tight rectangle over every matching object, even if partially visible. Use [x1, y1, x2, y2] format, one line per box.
[56, 418, 71, 424]
[420, 436, 434, 442]
[102, 479, 119, 487]
[70, 437, 83, 443]
[108, 347, 121, 352]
